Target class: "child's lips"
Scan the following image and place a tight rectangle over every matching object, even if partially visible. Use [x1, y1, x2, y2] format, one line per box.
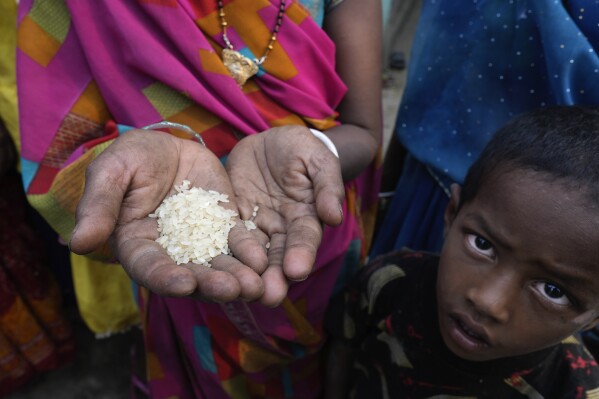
[448, 313, 491, 350]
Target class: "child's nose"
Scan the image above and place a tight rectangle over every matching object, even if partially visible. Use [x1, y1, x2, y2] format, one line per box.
[465, 272, 516, 323]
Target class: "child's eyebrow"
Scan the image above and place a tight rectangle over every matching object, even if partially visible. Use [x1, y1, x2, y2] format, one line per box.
[463, 212, 512, 250]
[536, 260, 597, 297]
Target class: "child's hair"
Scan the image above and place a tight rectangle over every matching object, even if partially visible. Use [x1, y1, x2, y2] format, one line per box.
[459, 105, 599, 207]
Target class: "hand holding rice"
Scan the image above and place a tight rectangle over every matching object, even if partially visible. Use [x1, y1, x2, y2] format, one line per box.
[149, 180, 238, 266]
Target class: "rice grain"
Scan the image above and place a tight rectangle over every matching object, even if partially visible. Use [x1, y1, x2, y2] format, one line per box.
[149, 180, 238, 266]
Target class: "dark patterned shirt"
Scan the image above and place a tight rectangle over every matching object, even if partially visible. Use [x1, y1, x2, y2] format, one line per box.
[325, 250, 599, 398]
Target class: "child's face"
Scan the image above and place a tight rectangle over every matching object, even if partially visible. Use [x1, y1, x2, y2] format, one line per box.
[437, 167, 599, 362]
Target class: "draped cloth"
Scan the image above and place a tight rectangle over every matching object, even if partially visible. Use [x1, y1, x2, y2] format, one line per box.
[0, 0, 19, 153]
[0, 3, 75, 395]
[0, 172, 75, 397]
[17, 0, 380, 397]
[371, 0, 599, 256]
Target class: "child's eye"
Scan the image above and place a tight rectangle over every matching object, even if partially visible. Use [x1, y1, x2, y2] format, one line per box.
[532, 281, 571, 306]
[466, 234, 495, 257]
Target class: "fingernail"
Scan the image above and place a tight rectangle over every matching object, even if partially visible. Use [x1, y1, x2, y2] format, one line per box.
[338, 202, 344, 222]
[289, 274, 309, 282]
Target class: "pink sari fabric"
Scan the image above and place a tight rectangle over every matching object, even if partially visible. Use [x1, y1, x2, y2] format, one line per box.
[17, 1, 380, 397]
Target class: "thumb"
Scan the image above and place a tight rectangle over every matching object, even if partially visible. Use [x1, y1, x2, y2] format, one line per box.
[69, 157, 128, 254]
[311, 154, 345, 227]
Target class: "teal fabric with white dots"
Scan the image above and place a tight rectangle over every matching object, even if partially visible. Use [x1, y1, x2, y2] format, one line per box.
[370, 0, 599, 256]
[396, 0, 599, 184]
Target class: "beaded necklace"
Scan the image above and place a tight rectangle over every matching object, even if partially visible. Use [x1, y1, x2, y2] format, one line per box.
[217, 0, 286, 86]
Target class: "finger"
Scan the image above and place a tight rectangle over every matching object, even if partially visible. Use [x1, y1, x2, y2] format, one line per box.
[112, 218, 197, 296]
[259, 235, 289, 307]
[116, 218, 255, 302]
[259, 265, 289, 307]
[116, 238, 198, 297]
[235, 196, 258, 221]
[185, 264, 242, 303]
[266, 232, 286, 272]
[70, 153, 128, 254]
[210, 255, 264, 301]
[252, 206, 286, 236]
[249, 224, 270, 246]
[309, 155, 345, 227]
[258, 233, 288, 307]
[228, 221, 268, 275]
[281, 217, 322, 281]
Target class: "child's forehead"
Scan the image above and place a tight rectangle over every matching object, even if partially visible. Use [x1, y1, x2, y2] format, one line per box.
[466, 168, 599, 286]
[481, 165, 596, 208]
[474, 166, 599, 229]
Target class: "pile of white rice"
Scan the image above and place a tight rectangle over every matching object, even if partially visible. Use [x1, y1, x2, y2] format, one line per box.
[149, 180, 238, 266]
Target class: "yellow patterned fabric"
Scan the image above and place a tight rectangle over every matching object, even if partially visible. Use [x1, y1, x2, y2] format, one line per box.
[70, 254, 140, 336]
[0, 1, 19, 152]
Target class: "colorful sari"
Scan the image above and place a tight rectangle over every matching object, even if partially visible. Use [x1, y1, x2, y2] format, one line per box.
[17, 0, 380, 397]
[0, 2, 75, 395]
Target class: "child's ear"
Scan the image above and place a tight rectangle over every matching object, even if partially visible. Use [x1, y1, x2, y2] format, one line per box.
[443, 183, 462, 237]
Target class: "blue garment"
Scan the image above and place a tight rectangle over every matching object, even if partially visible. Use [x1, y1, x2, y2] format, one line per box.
[371, 155, 448, 254]
[371, 0, 599, 256]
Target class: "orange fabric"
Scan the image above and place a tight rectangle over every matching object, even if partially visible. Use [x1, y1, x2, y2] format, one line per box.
[0, 173, 75, 396]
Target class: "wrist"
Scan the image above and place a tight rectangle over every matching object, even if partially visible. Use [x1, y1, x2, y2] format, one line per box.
[309, 128, 339, 158]
[141, 121, 206, 146]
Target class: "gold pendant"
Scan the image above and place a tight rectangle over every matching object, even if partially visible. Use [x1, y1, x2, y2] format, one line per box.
[222, 49, 259, 87]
